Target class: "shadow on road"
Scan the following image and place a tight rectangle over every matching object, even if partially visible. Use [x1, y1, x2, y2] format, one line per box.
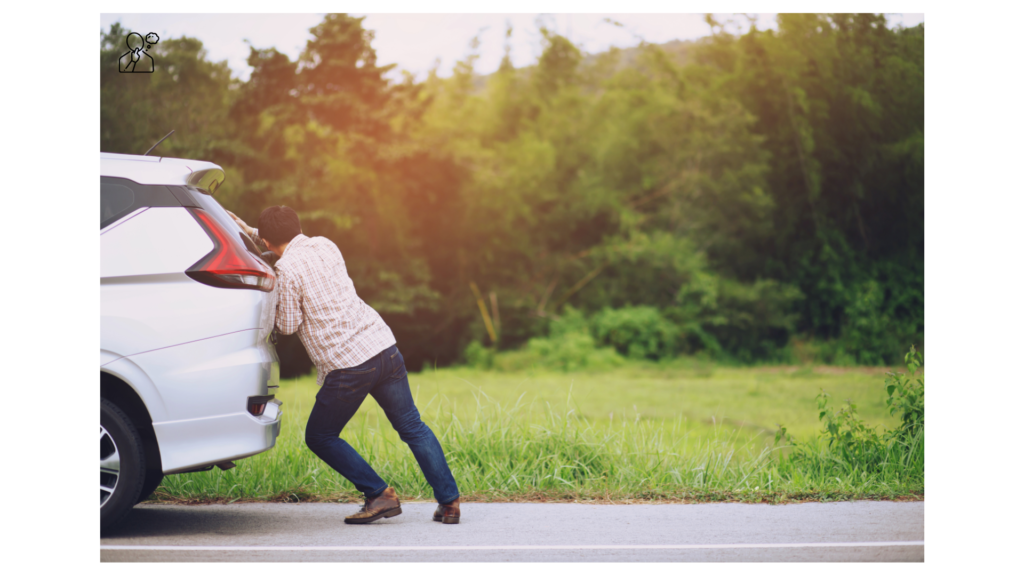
[102, 502, 400, 540]
[103, 505, 264, 539]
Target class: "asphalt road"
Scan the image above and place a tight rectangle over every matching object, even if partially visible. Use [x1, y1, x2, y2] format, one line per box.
[101, 500, 924, 562]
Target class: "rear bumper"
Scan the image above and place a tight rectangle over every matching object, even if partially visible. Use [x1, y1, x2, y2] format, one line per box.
[154, 399, 282, 473]
[102, 328, 281, 473]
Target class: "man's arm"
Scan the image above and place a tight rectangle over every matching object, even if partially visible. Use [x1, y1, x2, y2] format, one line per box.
[226, 210, 267, 251]
[275, 267, 303, 335]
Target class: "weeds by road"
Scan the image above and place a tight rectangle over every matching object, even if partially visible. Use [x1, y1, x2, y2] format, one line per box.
[154, 353, 923, 504]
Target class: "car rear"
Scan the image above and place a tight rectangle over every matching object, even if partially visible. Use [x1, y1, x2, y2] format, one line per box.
[100, 153, 282, 528]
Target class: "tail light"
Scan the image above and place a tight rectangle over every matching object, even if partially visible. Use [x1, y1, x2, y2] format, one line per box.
[186, 208, 276, 292]
[248, 395, 274, 416]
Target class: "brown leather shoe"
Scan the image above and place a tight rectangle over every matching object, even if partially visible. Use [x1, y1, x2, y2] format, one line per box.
[432, 497, 460, 524]
[344, 487, 402, 524]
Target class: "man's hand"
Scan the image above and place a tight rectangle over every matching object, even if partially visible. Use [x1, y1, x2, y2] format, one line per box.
[226, 210, 255, 236]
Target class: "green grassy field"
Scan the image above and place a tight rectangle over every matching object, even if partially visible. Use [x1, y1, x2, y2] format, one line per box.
[408, 362, 899, 441]
[154, 361, 922, 504]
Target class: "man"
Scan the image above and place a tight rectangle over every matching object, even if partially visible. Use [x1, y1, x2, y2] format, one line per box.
[228, 206, 461, 525]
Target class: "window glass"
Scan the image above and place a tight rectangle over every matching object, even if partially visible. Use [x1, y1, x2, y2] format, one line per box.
[100, 184, 134, 227]
[100, 178, 178, 229]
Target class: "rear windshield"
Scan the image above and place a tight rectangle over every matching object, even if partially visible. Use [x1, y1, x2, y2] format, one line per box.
[101, 184, 134, 223]
[189, 190, 265, 258]
[100, 177, 178, 229]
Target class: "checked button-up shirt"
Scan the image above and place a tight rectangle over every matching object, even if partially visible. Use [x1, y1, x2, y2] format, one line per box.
[253, 232, 396, 386]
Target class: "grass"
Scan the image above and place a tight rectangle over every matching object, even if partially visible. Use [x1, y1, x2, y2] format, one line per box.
[152, 360, 923, 504]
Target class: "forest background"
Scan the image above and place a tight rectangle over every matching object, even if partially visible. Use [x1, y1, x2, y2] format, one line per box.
[100, 13, 924, 376]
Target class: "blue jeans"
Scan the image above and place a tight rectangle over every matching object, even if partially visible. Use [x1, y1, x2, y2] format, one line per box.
[304, 345, 460, 505]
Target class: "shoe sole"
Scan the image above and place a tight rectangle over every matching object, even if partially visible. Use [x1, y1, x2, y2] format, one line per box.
[433, 515, 460, 524]
[345, 506, 402, 524]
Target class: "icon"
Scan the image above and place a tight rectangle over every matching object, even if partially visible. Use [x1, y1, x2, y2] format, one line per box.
[119, 32, 159, 73]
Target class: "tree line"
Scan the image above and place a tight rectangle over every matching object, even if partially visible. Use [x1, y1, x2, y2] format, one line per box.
[100, 14, 924, 374]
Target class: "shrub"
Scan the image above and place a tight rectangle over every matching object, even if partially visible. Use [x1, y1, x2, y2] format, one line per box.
[840, 281, 904, 365]
[516, 331, 624, 372]
[549, 305, 590, 338]
[465, 307, 625, 372]
[883, 345, 924, 443]
[669, 277, 803, 362]
[591, 306, 679, 360]
[777, 345, 924, 476]
[812, 389, 885, 469]
[838, 272, 924, 365]
[463, 340, 495, 369]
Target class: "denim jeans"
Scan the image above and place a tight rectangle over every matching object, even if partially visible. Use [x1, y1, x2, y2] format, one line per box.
[304, 345, 460, 505]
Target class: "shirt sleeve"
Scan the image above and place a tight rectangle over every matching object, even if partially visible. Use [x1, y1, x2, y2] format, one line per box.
[274, 265, 303, 335]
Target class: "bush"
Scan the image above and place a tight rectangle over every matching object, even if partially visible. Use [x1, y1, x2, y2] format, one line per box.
[515, 331, 624, 372]
[833, 262, 924, 366]
[811, 389, 885, 469]
[591, 306, 679, 360]
[839, 280, 921, 365]
[549, 305, 590, 338]
[777, 345, 924, 476]
[668, 277, 803, 362]
[463, 340, 495, 369]
[883, 346, 924, 443]
[464, 307, 625, 372]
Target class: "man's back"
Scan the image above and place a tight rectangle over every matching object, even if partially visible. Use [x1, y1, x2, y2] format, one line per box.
[275, 234, 396, 385]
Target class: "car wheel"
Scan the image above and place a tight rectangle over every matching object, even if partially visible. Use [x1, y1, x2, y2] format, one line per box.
[137, 468, 164, 504]
[101, 398, 146, 530]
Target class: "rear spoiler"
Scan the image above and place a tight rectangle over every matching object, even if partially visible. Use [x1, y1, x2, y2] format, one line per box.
[186, 168, 225, 194]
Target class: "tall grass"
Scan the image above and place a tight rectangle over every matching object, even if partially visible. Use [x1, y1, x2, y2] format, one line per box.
[156, 383, 922, 503]
[776, 431, 924, 494]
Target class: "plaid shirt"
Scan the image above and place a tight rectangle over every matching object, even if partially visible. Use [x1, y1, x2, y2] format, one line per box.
[253, 231, 396, 386]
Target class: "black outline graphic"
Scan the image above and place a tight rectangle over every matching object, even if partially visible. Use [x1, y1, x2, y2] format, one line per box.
[119, 32, 159, 73]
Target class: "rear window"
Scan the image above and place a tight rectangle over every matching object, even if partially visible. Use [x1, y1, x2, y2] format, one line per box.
[101, 184, 134, 224]
[100, 177, 178, 229]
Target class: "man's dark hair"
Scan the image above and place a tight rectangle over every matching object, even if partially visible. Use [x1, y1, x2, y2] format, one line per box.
[257, 205, 302, 246]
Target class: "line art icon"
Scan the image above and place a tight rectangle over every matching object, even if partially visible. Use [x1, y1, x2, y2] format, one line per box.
[119, 32, 159, 73]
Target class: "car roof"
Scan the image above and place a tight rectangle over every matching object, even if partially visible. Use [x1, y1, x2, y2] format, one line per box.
[100, 152, 226, 192]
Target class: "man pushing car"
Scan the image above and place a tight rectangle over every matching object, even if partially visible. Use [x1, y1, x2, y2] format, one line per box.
[228, 206, 461, 525]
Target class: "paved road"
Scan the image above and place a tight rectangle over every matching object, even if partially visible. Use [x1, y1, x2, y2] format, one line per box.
[101, 501, 923, 562]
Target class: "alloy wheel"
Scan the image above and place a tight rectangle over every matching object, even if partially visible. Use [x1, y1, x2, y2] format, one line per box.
[100, 425, 120, 507]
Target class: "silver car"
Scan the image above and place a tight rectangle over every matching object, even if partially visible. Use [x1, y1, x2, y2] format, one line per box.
[100, 152, 282, 529]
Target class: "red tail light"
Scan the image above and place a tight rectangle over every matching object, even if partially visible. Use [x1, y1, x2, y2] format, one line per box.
[187, 208, 276, 292]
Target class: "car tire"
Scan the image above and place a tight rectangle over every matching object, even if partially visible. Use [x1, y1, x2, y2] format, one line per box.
[137, 468, 164, 504]
[101, 398, 146, 530]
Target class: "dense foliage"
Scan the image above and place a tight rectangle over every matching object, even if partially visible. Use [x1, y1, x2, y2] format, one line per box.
[100, 14, 924, 373]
